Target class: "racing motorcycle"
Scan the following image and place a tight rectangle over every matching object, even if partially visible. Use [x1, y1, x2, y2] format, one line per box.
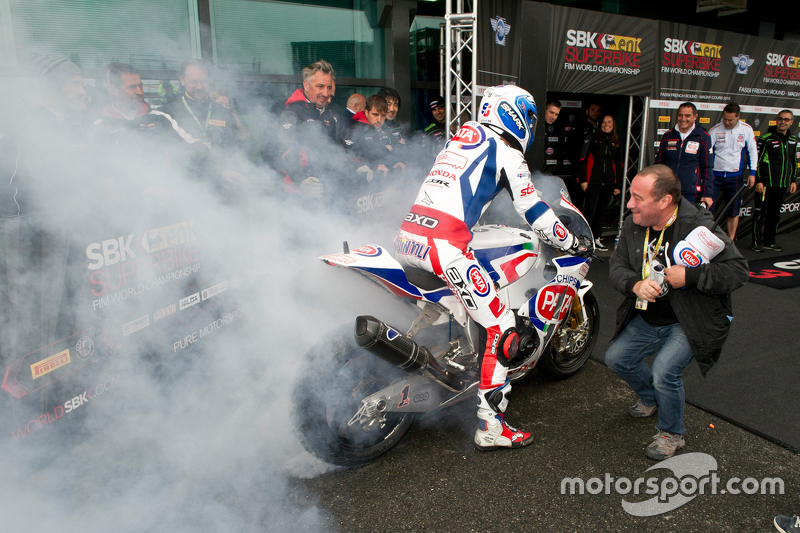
[293, 176, 600, 467]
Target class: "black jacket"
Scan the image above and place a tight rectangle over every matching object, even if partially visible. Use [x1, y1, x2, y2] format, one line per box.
[609, 198, 749, 375]
[579, 131, 622, 186]
[543, 121, 572, 176]
[343, 112, 398, 168]
[160, 95, 239, 150]
[756, 126, 800, 188]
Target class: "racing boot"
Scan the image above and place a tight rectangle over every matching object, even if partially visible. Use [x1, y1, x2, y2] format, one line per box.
[474, 380, 534, 451]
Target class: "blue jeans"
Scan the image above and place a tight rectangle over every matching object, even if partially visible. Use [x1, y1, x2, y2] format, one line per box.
[605, 314, 694, 435]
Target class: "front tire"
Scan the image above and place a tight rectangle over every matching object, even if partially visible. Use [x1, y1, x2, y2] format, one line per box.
[292, 325, 414, 467]
[537, 289, 600, 380]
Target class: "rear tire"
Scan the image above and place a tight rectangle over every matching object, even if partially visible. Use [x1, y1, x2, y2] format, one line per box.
[292, 325, 414, 467]
[537, 289, 600, 380]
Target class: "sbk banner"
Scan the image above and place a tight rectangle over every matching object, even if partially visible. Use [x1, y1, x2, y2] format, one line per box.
[657, 21, 800, 108]
[747, 253, 800, 289]
[546, 6, 656, 96]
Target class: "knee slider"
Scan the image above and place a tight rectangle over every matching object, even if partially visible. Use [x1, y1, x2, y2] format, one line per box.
[496, 328, 519, 367]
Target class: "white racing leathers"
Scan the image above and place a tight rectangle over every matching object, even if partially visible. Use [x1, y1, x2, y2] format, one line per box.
[396, 122, 575, 389]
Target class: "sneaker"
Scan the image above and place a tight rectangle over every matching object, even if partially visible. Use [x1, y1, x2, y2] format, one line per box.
[628, 399, 657, 418]
[763, 243, 784, 252]
[594, 238, 608, 251]
[645, 430, 685, 460]
[750, 245, 764, 253]
[775, 515, 800, 533]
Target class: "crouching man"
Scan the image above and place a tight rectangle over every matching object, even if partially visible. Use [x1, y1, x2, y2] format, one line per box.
[605, 164, 748, 460]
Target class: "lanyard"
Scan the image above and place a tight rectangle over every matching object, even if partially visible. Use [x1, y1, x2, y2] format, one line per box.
[183, 95, 211, 133]
[642, 206, 678, 279]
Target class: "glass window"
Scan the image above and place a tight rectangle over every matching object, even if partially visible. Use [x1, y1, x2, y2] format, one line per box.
[211, 0, 385, 79]
[8, 0, 195, 70]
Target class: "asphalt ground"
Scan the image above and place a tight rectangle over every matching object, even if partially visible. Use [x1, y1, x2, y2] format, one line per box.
[288, 229, 800, 533]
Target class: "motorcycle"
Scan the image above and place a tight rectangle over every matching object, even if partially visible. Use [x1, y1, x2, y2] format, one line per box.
[293, 175, 600, 467]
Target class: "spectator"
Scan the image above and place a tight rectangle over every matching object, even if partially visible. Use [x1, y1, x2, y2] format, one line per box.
[543, 99, 580, 203]
[655, 102, 714, 207]
[752, 109, 800, 252]
[377, 87, 407, 147]
[158, 79, 180, 105]
[579, 114, 622, 251]
[775, 514, 800, 532]
[566, 102, 601, 209]
[605, 164, 747, 460]
[336, 92, 366, 143]
[30, 53, 87, 118]
[343, 94, 402, 181]
[161, 59, 240, 151]
[270, 59, 340, 198]
[709, 102, 757, 240]
[210, 89, 246, 142]
[422, 96, 447, 159]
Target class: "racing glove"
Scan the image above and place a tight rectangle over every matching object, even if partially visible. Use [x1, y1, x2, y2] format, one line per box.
[565, 234, 593, 258]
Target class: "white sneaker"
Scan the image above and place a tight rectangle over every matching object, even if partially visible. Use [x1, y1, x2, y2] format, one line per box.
[594, 238, 607, 251]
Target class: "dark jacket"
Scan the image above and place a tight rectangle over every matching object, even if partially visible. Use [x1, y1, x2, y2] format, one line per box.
[579, 131, 622, 186]
[272, 88, 341, 192]
[655, 125, 714, 200]
[160, 95, 239, 150]
[343, 111, 398, 168]
[543, 121, 572, 176]
[755, 126, 800, 188]
[609, 198, 749, 375]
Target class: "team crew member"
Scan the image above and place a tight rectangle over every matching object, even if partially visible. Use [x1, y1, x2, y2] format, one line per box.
[708, 103, 757, 240]
[655, 102, 714, 207]
[343, 94, 401, 180]
[422, 97, 448, 160]
[579, 114, 622, 251]
[752, 110, 800, 252]
[606, 165, 748, 460]
[395, 85, 591, 451]
[543, 99, 580, 202]
[161, 59, 239, 151]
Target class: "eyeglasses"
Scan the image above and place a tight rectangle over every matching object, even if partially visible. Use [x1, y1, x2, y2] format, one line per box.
[777, 117, 793, 122]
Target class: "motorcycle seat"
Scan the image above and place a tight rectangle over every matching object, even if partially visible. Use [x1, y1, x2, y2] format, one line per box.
[403, 267, 448, 291]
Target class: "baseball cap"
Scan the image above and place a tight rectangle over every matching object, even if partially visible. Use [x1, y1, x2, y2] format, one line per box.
[430, 97, 445, 109]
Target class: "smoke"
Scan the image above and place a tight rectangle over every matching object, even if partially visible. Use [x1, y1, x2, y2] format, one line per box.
[0, 14, 447, 531]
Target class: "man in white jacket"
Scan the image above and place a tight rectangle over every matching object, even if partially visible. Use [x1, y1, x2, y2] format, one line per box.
[708, 103, 757, 239]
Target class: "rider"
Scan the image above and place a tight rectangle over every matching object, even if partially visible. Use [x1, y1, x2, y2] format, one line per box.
[395, 85, 591, 451]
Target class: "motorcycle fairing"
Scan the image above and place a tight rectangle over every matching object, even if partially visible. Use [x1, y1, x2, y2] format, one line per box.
[320, 247, 452, 303]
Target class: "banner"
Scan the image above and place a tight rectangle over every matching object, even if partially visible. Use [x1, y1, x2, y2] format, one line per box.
[476, 0, 522, 87]
[546, 6, 656, 96]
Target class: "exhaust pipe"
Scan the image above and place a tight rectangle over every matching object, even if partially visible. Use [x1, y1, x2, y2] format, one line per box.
[354, 316, 461, 389]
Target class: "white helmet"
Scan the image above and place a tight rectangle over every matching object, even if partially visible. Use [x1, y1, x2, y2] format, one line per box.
[478, 85, 538, 154]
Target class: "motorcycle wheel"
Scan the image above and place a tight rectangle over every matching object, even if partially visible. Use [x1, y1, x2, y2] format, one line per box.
[292, 325, 415, 467]
[537, 289, 600, 380]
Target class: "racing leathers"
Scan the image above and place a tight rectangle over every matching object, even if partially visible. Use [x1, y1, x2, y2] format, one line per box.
[395, 122, 578, 394]
[752, 126, 800, 248]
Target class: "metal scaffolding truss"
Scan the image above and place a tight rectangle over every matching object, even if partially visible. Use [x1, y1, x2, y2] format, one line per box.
[616, 95, 650, 232]
[442, 0, 477, 137]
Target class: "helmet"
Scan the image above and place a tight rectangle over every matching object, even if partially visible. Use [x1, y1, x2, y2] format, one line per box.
[478, 85, 538, 154]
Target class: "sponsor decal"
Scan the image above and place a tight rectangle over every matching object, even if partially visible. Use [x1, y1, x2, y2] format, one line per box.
[564, 29, 642, 75]
[321, 253, 356, 265]
[466, 265, 490, 297]
[685, 141, 700, 154]
[386, 328, 400, 341]
[207, 119, 226, 127]
[179, 292, 201, 310]
[30, 349, 71, 379]
[153, 303, 177, 322]
[534, 284, 576, 324]
[546, 147, 555, 155]
[732, 54, 755, 75]
[404, 212, 440, 229]
[394, 236, 431, 261]
[427, 169, 457, 181]
[490, 16, 511, 46]
[201, 281, 228, 301]
[122, 315, 150, 336]
[659, 116, 671, 122]
[579, 262, 590, 277]
[425, 178, 451, 188]
[445, 268, 478, 310]
[434, 151, 468, 170]
[662, 38, 722, 77]
[737, 134, 744, 142]
[451, 124, 485, 148]
[699, 118, 710, 124]
[678, 247, 702, 267]
[490, 333, 500, 355]
[553, 221, 569, 242]
[481, 102, 492, 117]
[75, 336, 94, 361]
[353, 246, 382, 257]
[421, 192, 434, 205]
[520, 184, 536, 197]
[498, 102, 526, 139]
[413, 392, 430, 403]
